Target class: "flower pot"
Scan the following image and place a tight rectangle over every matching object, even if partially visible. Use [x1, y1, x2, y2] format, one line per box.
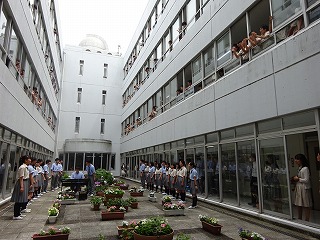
[149, 196, 157, 202]
[130, 192, 143, 197]
[133, 230, 174, 240]
[48, 214, 58, 224]
[130, 202, 138, 209]
[96, 191, 104, 197]
[163, 209, 184, 216]
[32, 233, 69, 240]
[120, 185, 129, 190]
[60, 199, 76, 205]
[201, 221, 222, 235]
[105, 193, 124, 201]
[92, 204, 100, 211]
[101, 211, 125, 220]
[117, 226, 134, 236]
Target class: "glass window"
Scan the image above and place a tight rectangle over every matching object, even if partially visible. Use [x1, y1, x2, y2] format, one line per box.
[194, 135, 204, 145]
[221, 143, 237, 204]
[103, 63, 108, 78]
[68, 153, 75, 170]
[236, 125, 254, 138]
[184, 63, 193, 88]
[207, 145, 219, 199]
[111, 154, 116, 170]
[77, 88, 82, 103]
[221, 129, 234, 140]
[237, 141, 258, 209]
[308, 5, 320, 24]
[0, 10, 8, 47]
[177, 140, 185, 148]
[282, 111, 315, 130]
[9, 27, 20, 64]
[102, 153, 109, 170]
[195, 147, 205, 197]
[259, 138, 289, 215]
[204, 44, 215, 77]
[217, 32, 231, 67]
[186, 0, 196, 29]
[186, 138, 194, 146]
[206, 133, 218, 143]
[0, 143, 8, 194]
[79, 60, 84, 75]
[170, 77, 177, 100]
[94, 154, 102, 170]
[165, 143, 170, 150]
[271, 0, 301, 27]
[75, 117, 80, 133]
[100, 119, 105, 134]
[258, 118, 282, 134]
[172, 18, 179, 47]
[102, 90, 107, 105]
[4, 129, 11, 140]
[192, 56, 202, 82]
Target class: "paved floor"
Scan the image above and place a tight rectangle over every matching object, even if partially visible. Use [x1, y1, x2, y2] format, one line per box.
[0, 180, 318, 240]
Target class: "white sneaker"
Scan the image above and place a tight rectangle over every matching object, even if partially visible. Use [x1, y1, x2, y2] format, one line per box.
[52, 189, 55, 192]
[162, 192, 166, 195]
[13, 216, 23, 220]
[39, 193, 43, 196]
[19, 214, 26, 217]
[21, 209, 31, 213]
[188, 206, 197, 209]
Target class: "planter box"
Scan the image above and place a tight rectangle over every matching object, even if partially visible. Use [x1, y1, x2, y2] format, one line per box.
[96, 191, 105, 197]
[163, 209, 184, 216]
[130, 192, 143, 197]
[119, 185, 129, 190]
[148, 196, 157, 202]
[48, 214, 58, 224]
[105, 194, 124, 201]
[201, 221, 222, 235]
[60, 199, 76, 205]
[32, 233, 69, 240]
[133, 231, 174, 240]
[162, 201, 172, 206]
[117, 226, 134, 236]
[101, 211, 124, 221]
[130, 202, 138, 209]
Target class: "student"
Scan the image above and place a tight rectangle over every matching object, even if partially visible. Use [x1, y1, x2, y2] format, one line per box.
[145, 163, 151, 190]
[42, 159, 51, 193]
[160, 161, 166, 194]
[188, 162, 199, 209]
[155, 163, 162, 193]
[27, 158, 36, 203]
[71, 166, 85, 192]
[36, 159, 44, 197]
[11, 156, 31, 220]
[293, 154, 312, 221]
[33, 160, 39, 199]
[85, 159, 96, 196]
[139, 160, 146, 188]
[51, 158, 60, 190]
[169, 163, 177, 198]
[149, 162, 155, 191]
[177, 160, 187, 203]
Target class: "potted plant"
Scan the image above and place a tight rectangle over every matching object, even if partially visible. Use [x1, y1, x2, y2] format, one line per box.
[106, 198, 129, 211]
[101, 206, 126, 221]
[163, 202, 185, 216]
[128, 197, 138, 209]
[95, 168, 114, 185]
[104, 188, 124, 201]
[199, 214, 222, 235]
[48, 207, 59, 224]
[129, 187, 144, 197]
[32, 227, 71, 240]
[162, 195, 172, 206]
[238, 228, 265, 240]
[133, 216, 174, 240]
[95, 182, 107, 196]
[58, 190, 76, 205]
[90, 196, 103, 210]
[117, 220, 137, 236]
[52, 200, 61, 210]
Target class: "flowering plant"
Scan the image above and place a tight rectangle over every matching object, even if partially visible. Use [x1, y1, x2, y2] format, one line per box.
[238, 228, 265, 240]
[134, 217, 173, 236]
[53, 200, 61, 209]
[162, 195, 172, 202]
[48, 207, 59, 216]
[107, 198, 129, 207]
[37, 227, 71, 236]
[122, 220, 137, 228]
[127, 197, 138, 203]
[90, 196, 103, 205]
[199, 214, 219, 226]
[105, 188, 124, 195]
[107, 205, 126, 212]
[163, 202, 185, 210]
[95, 182, 108, 192]
[129, 187, 144, 193]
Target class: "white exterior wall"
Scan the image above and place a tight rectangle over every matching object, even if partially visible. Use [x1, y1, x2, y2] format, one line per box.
[120, 0, 320, 152]
[57, 46, 123, 174]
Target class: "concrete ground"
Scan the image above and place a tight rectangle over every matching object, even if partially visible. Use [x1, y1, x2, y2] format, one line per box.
[0, 180, 318, 240]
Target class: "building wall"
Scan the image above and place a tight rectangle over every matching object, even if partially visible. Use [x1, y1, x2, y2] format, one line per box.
[57, 46, 123, 174]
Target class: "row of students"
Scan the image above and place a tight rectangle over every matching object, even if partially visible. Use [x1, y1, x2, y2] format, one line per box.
[139, 159, 199, 208]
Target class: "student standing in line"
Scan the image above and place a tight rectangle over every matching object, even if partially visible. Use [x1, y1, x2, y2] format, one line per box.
[177, 160, 187, 203]
[42, 159, 51, 193]
[188, 162, 199, 209]
[160, 161, 166, 194]
[170, 163, 177, 199]
[85, 159, 96, 196]
[139, 160, 146, 189]
[11, 156, 31, 220]
[167, 162, 172, 195]
[155, 163, 161, 193]
[33, 160, 39, 199]
[145, 162, 151, 190]
[293, 153, 312, 221]
[51, 158, 60, 190]
[175, 163, 180, 200]
[27, 158, 36, 203]
[149, 162, 155, 192]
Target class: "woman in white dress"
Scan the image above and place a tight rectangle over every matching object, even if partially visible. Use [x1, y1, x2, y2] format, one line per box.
[293, 154, 312, 221]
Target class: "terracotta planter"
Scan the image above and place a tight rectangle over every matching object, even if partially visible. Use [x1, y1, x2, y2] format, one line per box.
[101, 211, 124, 220]
[119, 185, 129, 190]
[105, 194, 123, 200]
[130, 202, 138, 209]
[133, 230, 174, 240]
[48, 214, 58, 223]
[92, 204, 100, 211]
[96, 191, 104, 197]
[201, 221, 222, 235]
[117, 226, 134, 236]
[130, 192, 143, 197]
[32, 233, 69, 240]
[163, 209, 184, 216]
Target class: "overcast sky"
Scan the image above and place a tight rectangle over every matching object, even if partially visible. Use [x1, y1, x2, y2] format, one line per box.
[57, 0, 149, 54]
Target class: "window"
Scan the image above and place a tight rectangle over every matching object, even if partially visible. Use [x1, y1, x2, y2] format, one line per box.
[77, 88, 82, 103]
[102, 90, 106, 105]
[79, 60, 84, 75]
[100, 119, 105, 134]
[103, 63, 108, 78]
[217, 32, 231, 67]
[271, 0, 301, 28]
[75, 117, 80, 133]
[0, 9, 8, 47]
[192, 56, 202, 82]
